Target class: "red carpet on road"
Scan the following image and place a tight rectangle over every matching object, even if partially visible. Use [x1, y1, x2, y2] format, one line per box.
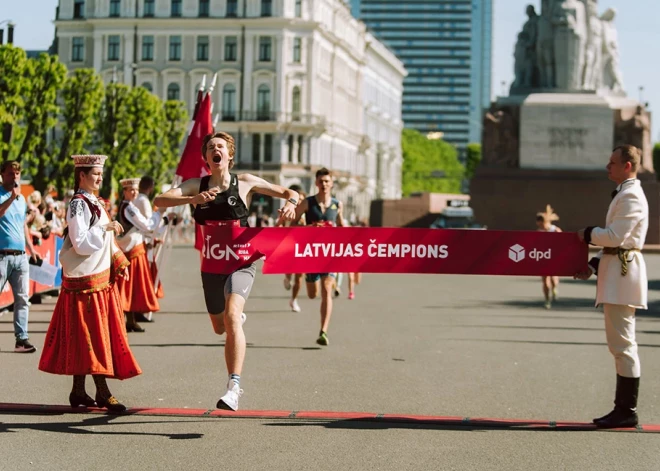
[0, 402, 658, 433]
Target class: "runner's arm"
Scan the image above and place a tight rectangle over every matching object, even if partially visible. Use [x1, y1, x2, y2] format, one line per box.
[240, 174, 299, 220]
[336, 201, 345, 227]
[153, 178, 208, 208]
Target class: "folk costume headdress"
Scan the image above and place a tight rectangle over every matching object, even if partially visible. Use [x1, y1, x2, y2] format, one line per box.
[120, 178, 141, 189]
[72, 154, 108, 168]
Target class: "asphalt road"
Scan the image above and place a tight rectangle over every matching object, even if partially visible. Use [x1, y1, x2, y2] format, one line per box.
[1, 247, 660, 470]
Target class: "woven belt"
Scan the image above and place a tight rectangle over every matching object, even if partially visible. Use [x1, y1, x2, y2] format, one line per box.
[0, 249, 25, 256]
[602, 247, 641, 276]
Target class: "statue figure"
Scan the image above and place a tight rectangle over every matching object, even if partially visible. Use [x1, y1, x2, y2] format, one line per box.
[600, 8, 624, 93]
[552, 0, 587, 90]
[511, 5, 539, 90]
[536, 0, 556, 88]
[581, 0, 603, 89]
[482, 105, 520, 168]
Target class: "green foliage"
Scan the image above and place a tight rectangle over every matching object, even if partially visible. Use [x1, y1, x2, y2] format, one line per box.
[401, 128, 464, 196]
[0, 45, 189, 198]
[653, 143, 660, 179]
[465, 143, 482, 179]
[0, 45, 28, 158]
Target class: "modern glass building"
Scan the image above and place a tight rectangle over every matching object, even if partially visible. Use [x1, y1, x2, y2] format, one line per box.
[352, 0, 492, 148]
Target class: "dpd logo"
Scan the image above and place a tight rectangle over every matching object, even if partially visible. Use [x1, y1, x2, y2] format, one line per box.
[509, 244, 525, 263]
[508, 244, 552, 263]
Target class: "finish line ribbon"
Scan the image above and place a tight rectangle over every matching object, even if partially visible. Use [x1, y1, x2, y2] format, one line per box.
[199, 225, 588, 276]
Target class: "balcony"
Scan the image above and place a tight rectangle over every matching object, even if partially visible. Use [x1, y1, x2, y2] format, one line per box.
[217, 111, 326, 126]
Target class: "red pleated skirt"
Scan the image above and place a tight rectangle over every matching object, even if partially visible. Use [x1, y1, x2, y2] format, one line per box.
[116, 243, 160, 314]
[38, 269, 142, 379]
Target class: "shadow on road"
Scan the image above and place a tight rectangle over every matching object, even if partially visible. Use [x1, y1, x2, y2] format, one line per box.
[444, 324, 660, 335]
[263, 418, 645, 434]
[0, 412, 205, 439]
[129, 342, 321, 351]
[446, 338, 660, 348]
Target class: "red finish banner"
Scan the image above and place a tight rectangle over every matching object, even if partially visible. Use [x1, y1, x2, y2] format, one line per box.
[199, 226, 589, 276]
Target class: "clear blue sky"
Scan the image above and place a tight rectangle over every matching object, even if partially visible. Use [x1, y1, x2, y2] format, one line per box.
[3, 0, 660, 142]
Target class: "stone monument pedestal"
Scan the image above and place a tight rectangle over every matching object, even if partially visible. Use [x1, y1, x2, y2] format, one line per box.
[470, 167, 660, 245]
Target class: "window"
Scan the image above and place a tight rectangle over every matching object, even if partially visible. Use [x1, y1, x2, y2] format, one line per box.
[252, 134, 261, 163]
[295, 0, 301, 17]
[142, 35, 154, 61]
[144, 0, 155, 16]
[226, 0, 238, 17]
[171, 0, 182, 17]
[142, 82, 153, 92]
[293, 37, 301, 63]
[197, 36, 209, 61]
[264, 134, 273, 162]
[74, 0, 85, 18]
[222, 84, 236, 121]
[287, 135, 294, 163]
[107, 35, 120, 61]
[199, 0, 210, 17]
[167, 83, 180, 100]
[292, 87, 301, 120]
[259, 37, 272, 62]
[71, 37, 84, 62]
[109, 0, 121, 17]
[224, 36, 237, 61]
[257, 85, 270, 120]
[261, 0, 272, 17]
[169, 36, 182, 60]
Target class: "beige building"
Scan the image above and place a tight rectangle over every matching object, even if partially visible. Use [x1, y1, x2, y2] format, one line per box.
[54, 0, 406, 221]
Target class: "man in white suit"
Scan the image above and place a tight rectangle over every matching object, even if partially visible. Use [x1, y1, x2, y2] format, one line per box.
[576, 145, 648, 429]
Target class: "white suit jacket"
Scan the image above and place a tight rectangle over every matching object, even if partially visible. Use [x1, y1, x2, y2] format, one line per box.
[589, 179, 648, 309]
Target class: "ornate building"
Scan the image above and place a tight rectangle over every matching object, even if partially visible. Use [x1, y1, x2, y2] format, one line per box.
[54, 0, 406, 220]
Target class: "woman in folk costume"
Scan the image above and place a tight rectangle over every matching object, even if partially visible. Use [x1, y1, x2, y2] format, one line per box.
[535, 204, 562, 309]
[38, 155, 140, 412]
[115, 178, 169, 333]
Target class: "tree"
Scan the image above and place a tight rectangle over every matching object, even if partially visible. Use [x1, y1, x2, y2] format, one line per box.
[465, 143, 482, 179]
[0, 45, 28, 160]
[653, 143, 660, 179]
[16, 53, 67, 185]
[54, 69, 105, 193]
[159, 100, 189, 186]
[401, 128, 464, 196]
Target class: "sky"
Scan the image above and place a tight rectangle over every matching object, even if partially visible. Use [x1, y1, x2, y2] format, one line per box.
[3, 0, 660, 141]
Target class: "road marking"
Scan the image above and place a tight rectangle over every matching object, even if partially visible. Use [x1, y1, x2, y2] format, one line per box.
[0, 403, 658, 432]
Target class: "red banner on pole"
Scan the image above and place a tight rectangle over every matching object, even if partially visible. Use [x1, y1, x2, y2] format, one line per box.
[198, 226, 589, 276]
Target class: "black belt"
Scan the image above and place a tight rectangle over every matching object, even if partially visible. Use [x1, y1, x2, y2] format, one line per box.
[0, 250, 25, 256]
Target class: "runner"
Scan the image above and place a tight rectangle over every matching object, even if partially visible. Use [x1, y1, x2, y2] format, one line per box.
[294, 168, 345, 346]
[536, 204, 562, 309]
[281, 184, 306, 313]
[153, 131, 298, 411]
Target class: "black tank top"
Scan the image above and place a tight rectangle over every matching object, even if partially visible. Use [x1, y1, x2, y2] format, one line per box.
[305, 195, 339, 225]
[118, 201, 135, 233]
[193, 174, 250, 226]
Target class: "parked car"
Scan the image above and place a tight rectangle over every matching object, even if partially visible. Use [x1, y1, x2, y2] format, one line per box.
[429, 206, 486, 230]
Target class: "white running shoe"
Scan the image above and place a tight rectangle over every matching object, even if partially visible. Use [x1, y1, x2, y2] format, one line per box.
[289, 299, 301, 313]
[283, 277, 291, 291]
[217, 379, 243, 411]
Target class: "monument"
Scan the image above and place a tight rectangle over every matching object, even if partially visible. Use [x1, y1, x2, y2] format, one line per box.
[471, 0, 660, 243]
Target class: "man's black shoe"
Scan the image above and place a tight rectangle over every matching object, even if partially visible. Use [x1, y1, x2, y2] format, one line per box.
[15, 339, 37, 353]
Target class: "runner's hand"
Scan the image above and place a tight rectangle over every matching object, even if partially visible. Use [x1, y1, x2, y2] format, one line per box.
[106, 221, 124, 235]
[277, 201, 297, 223]
[192, 187, 220, 205]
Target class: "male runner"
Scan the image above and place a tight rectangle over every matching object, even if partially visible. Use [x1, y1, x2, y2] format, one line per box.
[294, 168, 344, 346]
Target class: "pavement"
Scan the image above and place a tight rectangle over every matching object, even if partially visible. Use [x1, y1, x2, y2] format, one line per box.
[1, 246, 660, 470]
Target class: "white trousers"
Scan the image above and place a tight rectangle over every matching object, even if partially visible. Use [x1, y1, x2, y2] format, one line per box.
[603, 303, 640, 378]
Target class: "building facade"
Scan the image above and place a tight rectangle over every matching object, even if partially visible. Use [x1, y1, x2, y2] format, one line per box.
[54, 0, 405, 221]
[352, 0, 492, 149]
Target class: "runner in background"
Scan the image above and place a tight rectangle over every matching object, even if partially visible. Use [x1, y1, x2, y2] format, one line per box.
[281, 184, 306, 312]
[536, 205, 562, 309]
[294, 168, 345, 346]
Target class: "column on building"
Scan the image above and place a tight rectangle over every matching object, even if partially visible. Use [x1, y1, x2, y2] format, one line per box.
[123, 32, 134, 85]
